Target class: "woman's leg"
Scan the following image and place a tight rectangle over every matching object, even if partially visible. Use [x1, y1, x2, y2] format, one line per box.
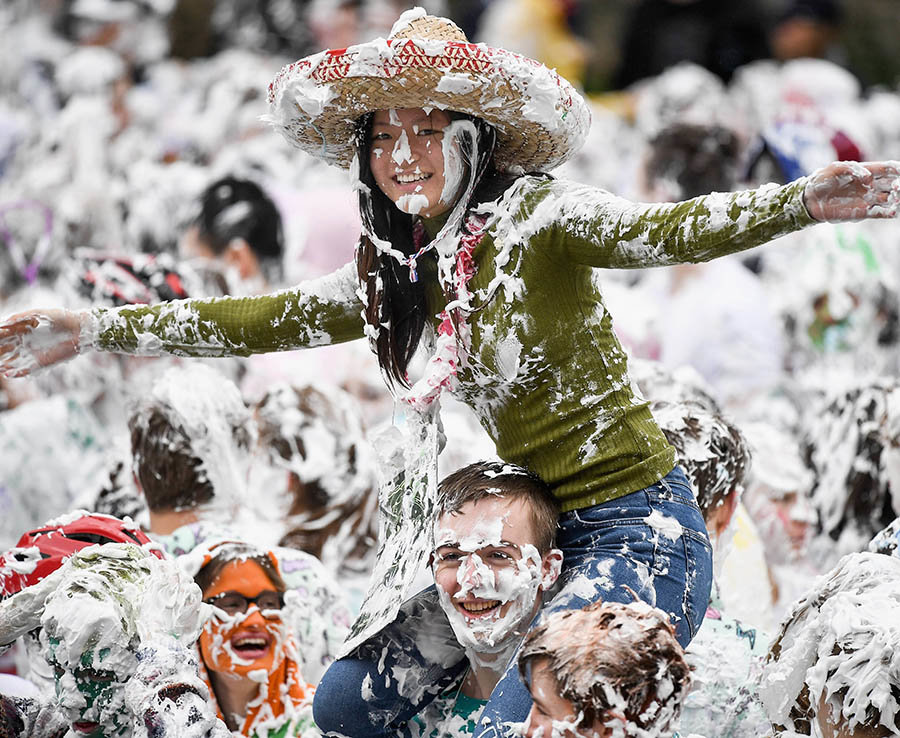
[473, 466, 713, 738]
[312, 588, 467, 737]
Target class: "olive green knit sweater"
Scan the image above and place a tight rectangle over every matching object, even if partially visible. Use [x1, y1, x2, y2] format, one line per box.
[92, 176, 814, 511]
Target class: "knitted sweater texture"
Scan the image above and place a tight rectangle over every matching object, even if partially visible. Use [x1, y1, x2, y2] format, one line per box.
[92, 176, 814, 511]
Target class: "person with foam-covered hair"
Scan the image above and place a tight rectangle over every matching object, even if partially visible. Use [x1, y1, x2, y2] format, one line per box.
[517, 600, 691, 738]
[0, 542, 228, 738]
[740, 418, 819, 631]
[251, 382, 378, 589]
[760, 551, 900, 737]
[128, 364, 352, 685]
[802, 378, 900, 567]
[649, 396, 772, 737]
[129, 363, 256, 535]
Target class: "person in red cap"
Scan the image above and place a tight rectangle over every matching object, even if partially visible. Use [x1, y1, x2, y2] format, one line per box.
[0, 540, 229, 738]
[0, 511, 164, 699]
[1, 7, 900, 737]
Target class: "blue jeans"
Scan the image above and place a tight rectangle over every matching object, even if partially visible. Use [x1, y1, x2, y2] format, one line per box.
[313, 466, 713, 737]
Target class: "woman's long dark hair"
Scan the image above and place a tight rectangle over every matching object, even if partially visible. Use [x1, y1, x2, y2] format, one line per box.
[354, 111, 516, 387]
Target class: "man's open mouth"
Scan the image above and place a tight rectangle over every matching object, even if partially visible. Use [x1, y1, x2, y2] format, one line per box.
[458, 599, 502, 617]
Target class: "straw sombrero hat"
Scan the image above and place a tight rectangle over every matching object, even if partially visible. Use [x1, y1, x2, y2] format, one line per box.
[267, 8, 591, 173]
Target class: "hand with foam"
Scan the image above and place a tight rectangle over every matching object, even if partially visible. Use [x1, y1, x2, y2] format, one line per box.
[803, 160, 900, 222]
[126, 640, 229, 738]
[0, 308, 89, 377]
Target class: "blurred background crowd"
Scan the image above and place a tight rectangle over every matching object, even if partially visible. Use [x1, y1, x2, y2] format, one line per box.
[2, 0, 900, 728]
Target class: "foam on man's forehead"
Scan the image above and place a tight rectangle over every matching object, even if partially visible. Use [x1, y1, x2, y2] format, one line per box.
[433, 495, 528, 549]
[434, 508, 506, 549]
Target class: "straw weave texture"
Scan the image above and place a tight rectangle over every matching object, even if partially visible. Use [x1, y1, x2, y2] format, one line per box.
[268, 15, 590, 172]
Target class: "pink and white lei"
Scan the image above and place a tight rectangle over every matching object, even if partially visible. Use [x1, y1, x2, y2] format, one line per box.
[398, 215, 487, 412]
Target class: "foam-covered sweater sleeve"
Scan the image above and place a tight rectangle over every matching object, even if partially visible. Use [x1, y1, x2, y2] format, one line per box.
[512, 177, 816, 268]
[89, 262, 366, 356]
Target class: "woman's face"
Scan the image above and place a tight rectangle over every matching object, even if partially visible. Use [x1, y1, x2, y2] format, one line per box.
[198, 559, 285, 677]
[368, 107, 462, 218]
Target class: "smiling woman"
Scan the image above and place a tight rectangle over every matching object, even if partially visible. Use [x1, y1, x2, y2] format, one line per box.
[368, 108, 456, 218]
[192, 541, 315, 738]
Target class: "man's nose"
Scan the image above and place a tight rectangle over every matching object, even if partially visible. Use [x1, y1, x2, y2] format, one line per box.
[460, 553, 486, 588]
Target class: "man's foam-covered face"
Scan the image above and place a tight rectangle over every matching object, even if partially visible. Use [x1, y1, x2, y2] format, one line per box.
[48, 632, 136, 737]
[431, 496, 562, 658]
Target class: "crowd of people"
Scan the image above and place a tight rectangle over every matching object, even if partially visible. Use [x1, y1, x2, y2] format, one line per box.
[2, 1, 900, 737]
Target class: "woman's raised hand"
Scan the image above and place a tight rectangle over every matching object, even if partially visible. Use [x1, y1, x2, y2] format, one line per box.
[0, 308, 86, 377]
[804, 161, 900, 222]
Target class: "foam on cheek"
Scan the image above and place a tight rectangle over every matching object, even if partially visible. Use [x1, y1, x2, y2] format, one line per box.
[439, 120, 474, 208]
[457, 545, 543, 605]
[55, 671, 86, 713]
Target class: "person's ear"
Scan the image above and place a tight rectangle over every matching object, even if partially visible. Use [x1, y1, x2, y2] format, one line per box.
[224, 238, 260, 280]
[712, 489, 740, 539]
[540, 548, 564, 590]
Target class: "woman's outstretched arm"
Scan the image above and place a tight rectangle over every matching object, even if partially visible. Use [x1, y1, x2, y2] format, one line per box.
[0, 261, 366, 377]
[510, 161, 899, 269]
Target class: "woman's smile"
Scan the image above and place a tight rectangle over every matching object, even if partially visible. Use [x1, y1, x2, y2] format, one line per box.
[230, 627, 274, 660]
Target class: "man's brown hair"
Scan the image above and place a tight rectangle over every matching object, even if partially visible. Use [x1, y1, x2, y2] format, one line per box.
[129, 408, 251, 513]
[437, 460, 560, 552]
[652, 399, 751, 522]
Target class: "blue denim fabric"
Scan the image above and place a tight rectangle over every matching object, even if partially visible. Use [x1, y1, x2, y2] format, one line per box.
[313, 466, 713, 738]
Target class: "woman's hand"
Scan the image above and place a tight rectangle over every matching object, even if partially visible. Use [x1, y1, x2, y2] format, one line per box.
[0, 308, 86, 377]
[803, 161, 900, 222]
